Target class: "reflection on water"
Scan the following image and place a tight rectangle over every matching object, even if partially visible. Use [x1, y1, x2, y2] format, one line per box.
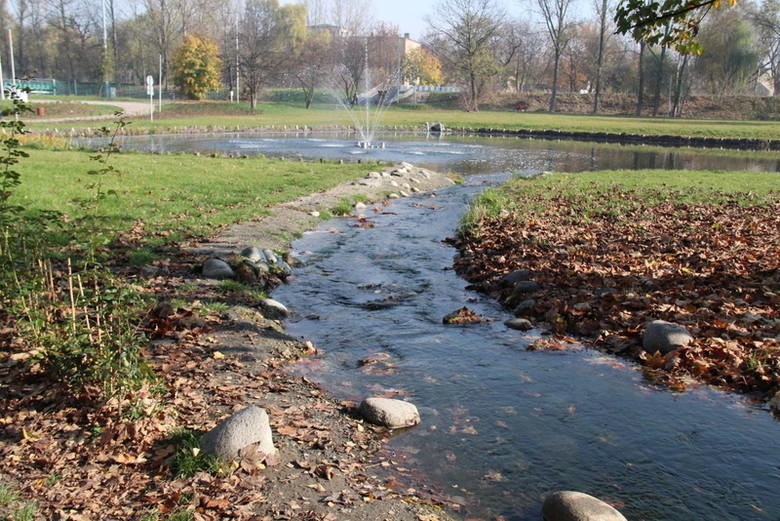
[274, 170, 780, 521]
[82, 131, 780, 175]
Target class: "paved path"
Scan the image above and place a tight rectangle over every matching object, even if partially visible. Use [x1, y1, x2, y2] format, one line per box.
[32, 99, 152, 123]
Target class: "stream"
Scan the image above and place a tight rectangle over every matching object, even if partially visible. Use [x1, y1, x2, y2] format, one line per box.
[91, 132, 780, 520]
[265, 136, 779, 521]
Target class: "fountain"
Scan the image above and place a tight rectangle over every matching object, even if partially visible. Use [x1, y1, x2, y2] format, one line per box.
[332, 37, 414, 150]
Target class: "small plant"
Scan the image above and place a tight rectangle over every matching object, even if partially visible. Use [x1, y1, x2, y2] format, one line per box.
[0, 91, 31, 225]
[16, 259, 153, 405]
[0, 482, 37, 521]
[87, 111, 129, 203]
[0, 481, 19, 506]
[10, 501, 37, 521]
[331, 195, 368, 216]
[169, 428, 230, 478]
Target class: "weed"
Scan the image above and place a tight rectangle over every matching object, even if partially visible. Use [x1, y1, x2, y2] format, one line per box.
[0, 92, 30, 224]
[166, 509, 195, 521]
[10, 501, 37, 521]
[169, 428, 231, 478]
[0, 482, 19, 506]
[331, 195, 368, 216]
[200, 301, 231, 313]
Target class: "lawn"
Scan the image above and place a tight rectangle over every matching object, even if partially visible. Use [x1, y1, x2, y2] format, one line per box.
[12, 148, 374, 249]
[26, 100, 780, 141]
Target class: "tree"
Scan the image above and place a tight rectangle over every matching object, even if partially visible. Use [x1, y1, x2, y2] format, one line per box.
[749, 0, 780, 95]
[172, 34, 222, 99]
[692, 9, 760, 95]
[533, 0, 576, 111]
[592, 0, 615, 112]
[293, 28, 336, 108]
[239, 0, 306, 109]
[614, 0, 739, 54]
[427, 0, 504, 111]
[403, 47, 443, 85]
[335, 35, 366, 104]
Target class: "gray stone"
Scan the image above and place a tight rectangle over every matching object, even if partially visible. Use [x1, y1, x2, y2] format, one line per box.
[505, 318, 533, 331]
[542, 491, 627, 521]
[769, 391, 780, 412]
[202, 258, 234, 280]
[240, 246, 264, 263]
[272, 260, 293, 277]
[359, 397, 421, 429]
[512, 280, 541, 294]
[643, 320, 693, 354]
[355, 202, 367, 210]
[513, 299, 537, 315]
[368, 171, 382, 179]
[200, 405, 276, 460]
[260, 298, 289, 318]
[262, 249, 278, 265]
[388, 193, 401, 199]
[500, 269, 532, 286]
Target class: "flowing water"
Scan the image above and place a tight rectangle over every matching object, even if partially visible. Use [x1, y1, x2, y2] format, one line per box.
[272, 171, 779, 521]
[93, 133, 780, 519]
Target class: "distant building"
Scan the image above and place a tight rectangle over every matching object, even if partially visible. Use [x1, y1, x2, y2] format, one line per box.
[309, 24, 351, 38]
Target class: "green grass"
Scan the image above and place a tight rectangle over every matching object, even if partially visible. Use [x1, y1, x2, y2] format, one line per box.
[10, 149, 372, 249]
[463, 170, 780, 234]
[169, 428, 230, 478]
[27, 101, 780, 141]
[0, 482, 37, 521]
[331, 194, 368, 216]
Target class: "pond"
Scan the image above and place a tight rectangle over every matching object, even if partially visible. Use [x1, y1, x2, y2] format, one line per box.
[99, 133, 780, 520]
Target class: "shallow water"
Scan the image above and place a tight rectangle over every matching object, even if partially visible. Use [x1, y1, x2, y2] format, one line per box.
[93, 132, 780, 519]
[266, 140, 778, 521]
[91, 131, 780, 174]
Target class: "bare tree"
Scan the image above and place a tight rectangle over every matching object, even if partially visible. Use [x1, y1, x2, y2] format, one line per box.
[239, 0, 306, 109]
[750, 0, 780, 95]
[533, 0, 576, 111]
[293, 28, 337, 107]
[427, 0, 504, 111]
[591, 0, 613, 112]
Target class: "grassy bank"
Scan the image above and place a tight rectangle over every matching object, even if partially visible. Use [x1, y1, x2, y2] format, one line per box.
[2, 146, 374, 408]
[456, 170, 779, 399]
[12, 149, 374, 251]
[27, 101, 780, 142]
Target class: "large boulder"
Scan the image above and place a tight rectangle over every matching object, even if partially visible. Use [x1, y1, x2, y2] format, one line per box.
[643, 320, 693, 354]
[542, 491, 627, 521]
[202, 258, 234, 280]
[359, 397, 421, 429]
[200, 405, 276, 460]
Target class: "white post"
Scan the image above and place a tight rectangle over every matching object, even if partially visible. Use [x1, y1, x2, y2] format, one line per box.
[146, 75, 154, 122]
[7, 29, 15, 85]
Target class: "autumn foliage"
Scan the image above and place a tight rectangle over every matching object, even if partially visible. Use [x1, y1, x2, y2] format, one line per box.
[172, 35, 223, 100]
[453, 173, 779, 399]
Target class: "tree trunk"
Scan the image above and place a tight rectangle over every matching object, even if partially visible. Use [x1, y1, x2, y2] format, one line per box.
[635, 41, 645, 117]
[671, 54, 689, 117]
[651, 44, 667, 116]
[592, 0, 607, 114]
[550, 47, 560, 112]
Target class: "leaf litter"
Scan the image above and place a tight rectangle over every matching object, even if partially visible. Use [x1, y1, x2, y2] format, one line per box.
[451, 187, 779, 401]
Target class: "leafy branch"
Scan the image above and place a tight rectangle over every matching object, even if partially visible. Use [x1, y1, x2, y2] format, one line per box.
[0, 90, 32, 224]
